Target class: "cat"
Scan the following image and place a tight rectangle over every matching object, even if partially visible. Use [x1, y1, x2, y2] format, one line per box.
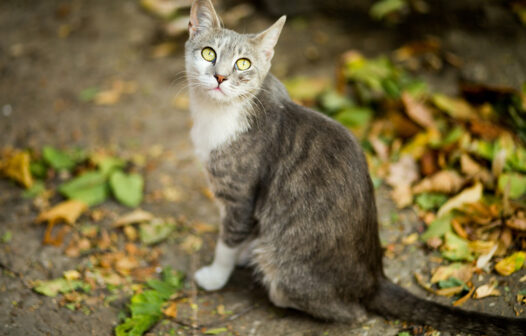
[184, 0, 526, 334]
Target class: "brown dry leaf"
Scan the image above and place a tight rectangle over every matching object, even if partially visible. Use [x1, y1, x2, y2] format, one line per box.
[414, 272, 435, 294]
[507, 217, 526, 231]
[451, 218, 468, 239]
[37, 200, 88, 225]
[163, 302, 178, 318]
[115, 256, 138, 275]
[430, 263, 474, 284]
[386, 155, 419, 188]
[474, 282, 501, 299]
[391, 184, 413, 209]
[412, 170, 465, 194]
[435, 286, 465, 297]
[401, 92, 437, 129]
[97, 229, 112, 250]
[460, 154, 482, 176]
[453, 286, 475, 307]
[420, 150, 438, 176]
[113, 209, 154, 227]
[63, 270, 81, 281]
[94, 89, 121, 105]
[469, 240, 496, 255]
[437, 182, 483, 217]
[124, 226, 138, 241]
[2, 150, 33, 188]
[201, 187, 215, 201]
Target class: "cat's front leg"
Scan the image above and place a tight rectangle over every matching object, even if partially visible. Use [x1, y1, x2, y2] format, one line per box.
[195, 199, 256, 291]
[194, 239, 239, 291]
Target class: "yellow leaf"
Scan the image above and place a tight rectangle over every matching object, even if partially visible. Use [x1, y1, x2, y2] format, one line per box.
[495, 251, 526, 276]
[163, 302, 178, 318]
[180, 235, 203, 253]
[437, 182, 483, 217]
[2, 151, 33, 188]
[37, 200, 88, 225]
[63, 270, 81, 281]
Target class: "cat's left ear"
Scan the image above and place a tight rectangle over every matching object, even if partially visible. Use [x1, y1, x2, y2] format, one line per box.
[189, 0, 221, 39]
[253, 15, 286, 61]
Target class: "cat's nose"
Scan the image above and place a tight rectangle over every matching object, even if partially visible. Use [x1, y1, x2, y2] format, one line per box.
[214, 74, 227, 84]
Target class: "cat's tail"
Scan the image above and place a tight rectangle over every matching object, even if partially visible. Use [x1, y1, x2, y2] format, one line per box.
[364, 277, 526, 336]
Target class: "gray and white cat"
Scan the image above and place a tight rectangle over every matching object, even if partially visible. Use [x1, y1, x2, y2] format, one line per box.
[184, 0, 526, 334]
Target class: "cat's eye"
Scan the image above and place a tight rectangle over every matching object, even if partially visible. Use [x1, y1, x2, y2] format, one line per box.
[235, 58, 251, 71]
[201, 47, 216, 62]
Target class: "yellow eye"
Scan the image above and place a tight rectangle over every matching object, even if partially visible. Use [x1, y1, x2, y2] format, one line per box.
[236, 58, 251, 71]
[201, 47, 216, 62]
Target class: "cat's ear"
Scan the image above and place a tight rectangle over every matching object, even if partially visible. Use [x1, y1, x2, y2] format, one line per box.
[189, 0, 221, 38]
[253, 16, 286, 61]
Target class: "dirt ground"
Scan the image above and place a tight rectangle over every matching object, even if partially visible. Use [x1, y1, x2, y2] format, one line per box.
[1, 1, 526, 335]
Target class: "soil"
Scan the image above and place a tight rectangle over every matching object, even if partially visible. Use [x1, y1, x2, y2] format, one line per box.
[1, 1, 525, 335]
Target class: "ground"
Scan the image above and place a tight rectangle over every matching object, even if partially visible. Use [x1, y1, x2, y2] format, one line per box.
[1, 1, 525, 335]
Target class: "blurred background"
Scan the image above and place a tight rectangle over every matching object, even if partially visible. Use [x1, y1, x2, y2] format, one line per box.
[1, 1, 526, 336]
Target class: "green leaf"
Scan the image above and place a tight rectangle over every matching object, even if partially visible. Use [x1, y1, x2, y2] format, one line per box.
[421, 213, 453, 241]
[22, 180, 45, 199]
[42, 146, 77, 171]
[205, 328, 228, 335]
[110, 171, 144, 208]
[335, 106, 373, 128]
[93, 155, 126, 177]
[59, 171, 109, 206]
[370, 0, 407, 20]
[1, 231, 12, 243]
[139, 219, 175, 245]
[33, 278, 90, 297]
[498, 173, 526, 199]
[79, 87, 99, 102]
[437, 277, 466, 289]
[415, 193, 448, 211]
[319, 90, 353, 114]
[115, 267, 184, 336]
[441, 232, 473, 261]
[30, 161, 47, 179]
[397, 332, 411, 336]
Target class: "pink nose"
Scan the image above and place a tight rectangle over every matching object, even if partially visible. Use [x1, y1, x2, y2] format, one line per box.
[215, 74, 226, 84]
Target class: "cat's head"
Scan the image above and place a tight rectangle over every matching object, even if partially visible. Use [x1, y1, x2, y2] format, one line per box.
[185, 0, 285, 103]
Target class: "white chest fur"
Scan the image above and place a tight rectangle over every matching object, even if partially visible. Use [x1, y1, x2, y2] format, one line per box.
[189, 93, 250, 162]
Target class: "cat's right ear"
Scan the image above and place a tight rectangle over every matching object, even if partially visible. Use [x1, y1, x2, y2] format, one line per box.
[189, 0, 221, 39]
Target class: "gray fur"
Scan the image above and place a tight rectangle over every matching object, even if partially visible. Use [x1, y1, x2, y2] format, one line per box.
[184, 1, 526, 334]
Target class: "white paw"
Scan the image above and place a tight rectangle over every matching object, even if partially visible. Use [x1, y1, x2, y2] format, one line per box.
[194, 265, 229, 291]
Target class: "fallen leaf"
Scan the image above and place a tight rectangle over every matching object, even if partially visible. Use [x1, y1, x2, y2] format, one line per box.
[414, 192, 448, 211]
[59, 171, 109, 206]
[498, 173, 526, 200]
[495, 251, 526, 276]
[110, 171, 144, 208]
[63, 270, 81, 281]
[386, 155, 419, 188]
[437, 182, 483, 217]
[402, 232, 419, 245]
[180, 234, 203, 253]
[441, 232, 473, 261]
[453, 286, 475, 307]
[113, 209, 154, 227]
[401, 92, 436, 129]
[476, 243, 498, 270]
[204, 327, 228, 335]
[284, 76, 330, 103]
[421, 213, 453, 241]
[33, 278, 90, 297]
[391, 184, 413, 208]
[507, 217, 526, 231]
[193, 221, 217, 234]
[432, 94, 477, 120]
[474, 282, 501, 299]
[435, 285, 465, 297]
[430, 263, 474, 284]
[2, 150, 33, 188]
[163, 302, 178, 318]
[37, 200, 88, 225]
[42, 146, 77, 171]
[140, 219, 175, 245]
[412, 170, 464, 194]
